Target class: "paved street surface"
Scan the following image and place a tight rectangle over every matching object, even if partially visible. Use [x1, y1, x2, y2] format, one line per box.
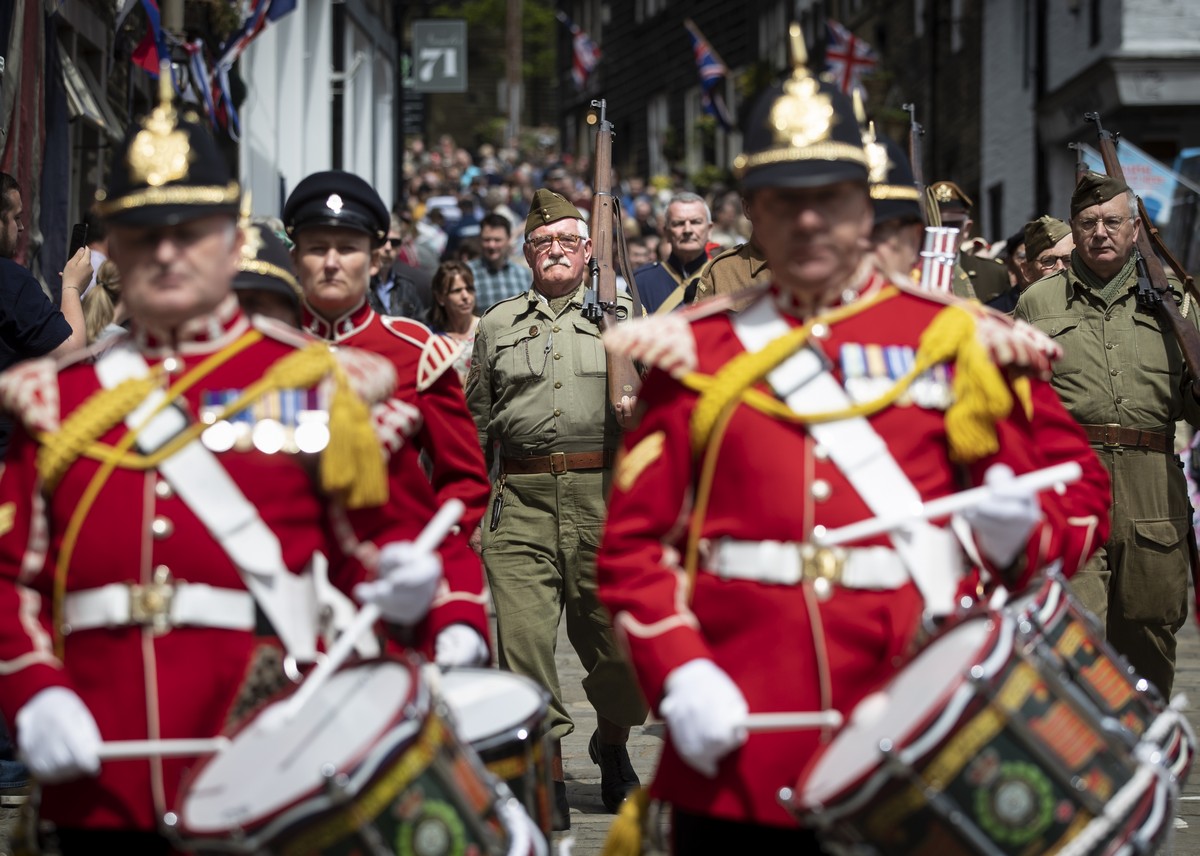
[552, 598, 1200, 856]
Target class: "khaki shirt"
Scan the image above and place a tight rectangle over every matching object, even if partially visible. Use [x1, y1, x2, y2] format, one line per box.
[1014, 265, 1200, 433]
[467, 283, 625, 465]
[695, 240, 772, 312]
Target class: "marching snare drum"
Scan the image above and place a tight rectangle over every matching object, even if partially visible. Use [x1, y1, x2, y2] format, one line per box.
[787, 611, 1176, 855]
[1007, 575, 1196, 782]
[438, 668, 553, 838]
[171, 656, 517, 856]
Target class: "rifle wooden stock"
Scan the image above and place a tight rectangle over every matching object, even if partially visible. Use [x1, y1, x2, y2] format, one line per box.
[1086, 112, 1200, 396]
[589, 100, 642, 410]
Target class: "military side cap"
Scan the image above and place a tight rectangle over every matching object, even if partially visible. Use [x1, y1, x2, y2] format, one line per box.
[1071, 171, 1130, 218]
[733, 24, 868, 192]
[283, 170, 389, 244]
[234, 220, 302, 309]
[1023, 215, 1071, 262]
[930, 180, 972, 212]
[868, 137, 922, 225]
[95, 67, 239, 226]
[525, 188, 584, 236]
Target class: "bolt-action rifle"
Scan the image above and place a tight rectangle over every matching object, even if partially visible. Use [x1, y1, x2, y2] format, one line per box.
[1085, 112, 1200, 396]
[582, 98, 643, 420]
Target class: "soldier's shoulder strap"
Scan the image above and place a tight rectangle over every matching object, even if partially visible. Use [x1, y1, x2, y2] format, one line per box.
[380, 316, 462, 392]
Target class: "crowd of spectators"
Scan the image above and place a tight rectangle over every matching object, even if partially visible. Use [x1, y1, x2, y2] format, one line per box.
[379, 134, 753, 321]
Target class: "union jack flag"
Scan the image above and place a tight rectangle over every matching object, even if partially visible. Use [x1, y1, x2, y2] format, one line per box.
[825, 19, 877, 96]
[684, 19, 733, 132]
[556, 11, 601, 91]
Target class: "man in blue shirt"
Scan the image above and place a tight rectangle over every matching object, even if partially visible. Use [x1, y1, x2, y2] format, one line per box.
[468, 213, 531, 313]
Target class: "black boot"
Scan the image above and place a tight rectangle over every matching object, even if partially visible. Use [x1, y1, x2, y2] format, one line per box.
[552, 780, 570, 831]
[588, 730, 640, 813]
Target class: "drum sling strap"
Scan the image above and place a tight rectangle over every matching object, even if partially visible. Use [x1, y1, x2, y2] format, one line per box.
[730, 297, 963, 615]
[94, 346, 322, 661]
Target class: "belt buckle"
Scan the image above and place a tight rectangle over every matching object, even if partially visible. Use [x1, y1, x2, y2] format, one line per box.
[549, 451, 568, 475]
[800, 544, 846, 600]
[1102, 423, 1121, 447]
[129, 567, 174, 635]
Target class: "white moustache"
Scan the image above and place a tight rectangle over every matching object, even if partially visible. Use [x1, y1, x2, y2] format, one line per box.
[541, 258, 571, 271]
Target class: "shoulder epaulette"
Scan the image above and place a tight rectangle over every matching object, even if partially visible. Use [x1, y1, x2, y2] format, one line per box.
[333, 345, 398, 404]
[601, 295, 733, 379]
[0, 358, 60, 433]
[376, 316, 461, 391]
[253, 314, 316, 348]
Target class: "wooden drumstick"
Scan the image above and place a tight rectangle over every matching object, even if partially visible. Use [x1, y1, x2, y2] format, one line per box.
[813, 461, 1082, 548]
[97, 737, 230, 760]
[267, 499, 465, 728]
[743, 711, 843, 732]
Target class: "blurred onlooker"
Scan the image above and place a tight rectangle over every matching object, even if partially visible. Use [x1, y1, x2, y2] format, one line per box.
[707, 190, 745, 251]
[468, 212, 530, 313]
[455, 236, 483, 266]
[83, 259, 127, 342]
[625, 236, 652, 271]
[370, 211, 431, 321]
[428, 260, 479, 384]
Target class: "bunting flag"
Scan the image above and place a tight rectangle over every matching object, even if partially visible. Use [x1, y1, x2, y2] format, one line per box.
[825, 19, 877, 96]
[556, 11, 601, 91]
[130, 0, 171, 76]
[683, 19, 733, 132]
[212, 0, 298, 140]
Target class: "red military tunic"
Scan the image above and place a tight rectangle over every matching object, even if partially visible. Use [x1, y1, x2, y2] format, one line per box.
[302, 299, 491, 654]
[596, 278, 1111, 827]
[0, 300, 429, 832]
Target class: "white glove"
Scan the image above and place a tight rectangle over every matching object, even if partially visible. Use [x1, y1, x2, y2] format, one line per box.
[354, 541, 442, 625]
[659, 658, 748, 778]
[958, 464, 1043, 568]
[16, 687, 102, 784]
[435, 624, 489, 668]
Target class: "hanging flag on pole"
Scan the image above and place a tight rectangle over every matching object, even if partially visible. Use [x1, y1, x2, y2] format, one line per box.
[683, 19, 733, 132]
[824, 19, 877, 96]
[555, 11, 601, 91]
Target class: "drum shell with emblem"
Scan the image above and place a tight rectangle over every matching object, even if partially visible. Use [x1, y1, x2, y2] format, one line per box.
[438, 668, 553, 838]
[786, 611, 1175, 854]
[1006, 575, 1195, 783]
[169, 656, 513, 856]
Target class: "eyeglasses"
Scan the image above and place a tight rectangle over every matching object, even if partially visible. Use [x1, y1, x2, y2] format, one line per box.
[528, 233, 584, 252]
[1075, 215, 1129, 233]
[385, 237, 404, 247]
[1035, 253, 1072, 270]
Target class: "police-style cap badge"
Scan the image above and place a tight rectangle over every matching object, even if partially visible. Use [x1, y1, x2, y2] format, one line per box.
[525, 188, 584, 236]
[867, 136, 922, 225]
[235, 214, 302, 309]
[733, 23, 868, 191]
[930, 180, 973, 212]
[282, 170, 389, 244]
[1023, 215, 1071, 263]
[1071, 171, 1129, 218]
[95, 64, 239, 226]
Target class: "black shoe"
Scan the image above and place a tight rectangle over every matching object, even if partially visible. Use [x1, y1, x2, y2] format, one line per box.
[588, 730, 640, 813]
[552, 780, 570, 831]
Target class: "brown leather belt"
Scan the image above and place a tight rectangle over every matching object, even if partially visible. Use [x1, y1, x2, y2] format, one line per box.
[1080, 423, 1170, 453]
[500, 450, 614, 475]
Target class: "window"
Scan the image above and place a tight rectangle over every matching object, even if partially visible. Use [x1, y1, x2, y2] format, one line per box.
[647, 93, 669, 180]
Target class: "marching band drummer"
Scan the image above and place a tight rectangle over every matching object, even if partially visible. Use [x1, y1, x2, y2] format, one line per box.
[283, 172, 493, 669]
[0, 84, 451, 853]
[596, 27, 1111, 854]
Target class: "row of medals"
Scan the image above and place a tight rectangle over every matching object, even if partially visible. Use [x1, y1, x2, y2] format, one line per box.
[199, 388, 332, 455]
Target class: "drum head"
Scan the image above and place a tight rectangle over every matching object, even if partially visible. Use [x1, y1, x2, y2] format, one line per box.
[797, 616, 996, 807]
[439, 668, 547, 744]
[179, 660, 415, 835]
